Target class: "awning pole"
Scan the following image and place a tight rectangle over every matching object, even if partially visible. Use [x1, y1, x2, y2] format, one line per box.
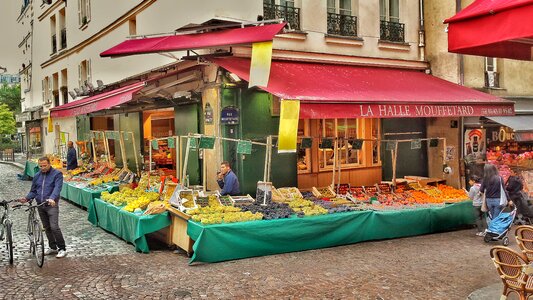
[102, 131, 111, 165]
[90, 134, 97, 162]
[182, 135, 191, 187]
[391, 141, 398, 187]
[149, 138, 153, 176]
[331, 139, 337, 188]
[119, 131, 128, 170]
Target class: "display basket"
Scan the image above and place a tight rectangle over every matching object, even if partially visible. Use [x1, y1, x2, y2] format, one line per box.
[232, 194, 255, 206]
[196, 191, 221, 207]
[169, 187, 198, 212]
[312, 186, 336, 199]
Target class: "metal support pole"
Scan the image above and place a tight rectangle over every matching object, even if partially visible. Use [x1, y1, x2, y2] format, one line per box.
[119, 131, 127, 170]
[182, 135, 191, 187]
[130, 132, 140, 175]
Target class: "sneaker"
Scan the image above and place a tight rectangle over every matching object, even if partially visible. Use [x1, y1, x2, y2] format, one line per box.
[44, 248, 58, 255]
[476, 232, 486, 237]
[56, 249, 67, 258]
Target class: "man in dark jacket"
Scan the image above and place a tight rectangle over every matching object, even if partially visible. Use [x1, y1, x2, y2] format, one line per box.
[66, 141, 78, 171]
[22, 157, 67, 258]
[217, 161, 240, 196]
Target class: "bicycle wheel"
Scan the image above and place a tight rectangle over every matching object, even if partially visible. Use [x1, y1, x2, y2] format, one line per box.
[33, 221, 44, 268]
[5, 223, 13, 265]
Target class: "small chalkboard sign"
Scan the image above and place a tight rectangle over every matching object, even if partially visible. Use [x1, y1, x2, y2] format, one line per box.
[350, 139, 363, 150]
[199, 136, 216, 149]
[320, 138, 333, 149]
[411, 139, 421, 150]
[429, 138, 439, 147]
[300, 137, 312, 149]
[237, 140, 252, 154]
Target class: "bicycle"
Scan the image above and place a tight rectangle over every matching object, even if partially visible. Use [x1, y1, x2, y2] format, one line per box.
[0, 199, 16, 264]
[13, 201, 46, 268]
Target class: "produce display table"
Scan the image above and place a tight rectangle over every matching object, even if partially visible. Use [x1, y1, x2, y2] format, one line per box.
[24, 161, 39, 178]
[60, 182, 119, 209]
[88, 198, 171, 253]
[187, 201, 474, 264]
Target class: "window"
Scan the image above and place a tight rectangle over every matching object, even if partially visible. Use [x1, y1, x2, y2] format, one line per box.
[371, 118, 381, 165]
[318, 118, 362, 170]
[60, 68, 68, 104]
[379, 0, 404, 42]
[42, 77, 52, 104]
[78, 0, 91, 27]
[297, 120, 311, 174]
[78, 59, 91, 88]
[484, 57, 499, 88]
[50, 15, 57, 54]
[52, 73, 59, 107]
[263, 0, 300, 31]
[327, 0, 357, 37]
[129, 18, 137, 36]
[59, 8, 66, 50]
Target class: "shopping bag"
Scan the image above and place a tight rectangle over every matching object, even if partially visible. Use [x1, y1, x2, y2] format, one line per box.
[481, 194, 488, 212]
[500, 177, 508, 206]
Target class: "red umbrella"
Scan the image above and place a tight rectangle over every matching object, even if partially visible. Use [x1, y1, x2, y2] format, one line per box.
[445, 0, 533, 60]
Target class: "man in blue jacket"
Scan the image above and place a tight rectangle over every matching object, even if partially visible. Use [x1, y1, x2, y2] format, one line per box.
[22, 157, 67, 258]
[66, 141, 78, 171]
[217, 161, 240, 196]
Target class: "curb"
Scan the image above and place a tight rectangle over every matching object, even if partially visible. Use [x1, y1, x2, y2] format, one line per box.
[0, 160, 25, 170]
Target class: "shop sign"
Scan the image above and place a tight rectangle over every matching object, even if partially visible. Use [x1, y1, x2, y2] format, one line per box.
[237, 140, 252, 155]
[490, 127, 515, 143]
[15, 112, 31, 122]
[221, 106, 239, 125]
[515, 132, 533, 142]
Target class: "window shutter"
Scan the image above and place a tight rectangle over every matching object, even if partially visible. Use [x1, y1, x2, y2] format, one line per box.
[78, 63, 82, 88]
[42, 78, 46, 103]
[87, 59, 92, 84]
[85, 0, 91, 22]
[48, 76, 53, 103]
[78, 0, 82, 26]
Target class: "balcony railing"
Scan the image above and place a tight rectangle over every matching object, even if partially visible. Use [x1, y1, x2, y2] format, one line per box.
[60, 28, 67, 50]
[380, 20, 405, 43]
[51, 34, 57, 54]
[327, 13, 357, 37]
[263, 3, 300, 31]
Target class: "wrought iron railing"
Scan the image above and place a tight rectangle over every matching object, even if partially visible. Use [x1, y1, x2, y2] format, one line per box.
[263, 3, 300, 31]
[327, 13, 357, 37]
[380, 20, 405, 43]
[60, 28, 67, 49]
[51, 34, 57, 54]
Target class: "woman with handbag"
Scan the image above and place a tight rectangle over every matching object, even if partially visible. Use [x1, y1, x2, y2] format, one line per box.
[480, 164, 508, 220]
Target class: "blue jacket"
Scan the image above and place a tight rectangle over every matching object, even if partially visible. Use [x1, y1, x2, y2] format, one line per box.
[26, 168, 63, 204]
[217, 170, 240, 196]
[67, 147, 78, 170]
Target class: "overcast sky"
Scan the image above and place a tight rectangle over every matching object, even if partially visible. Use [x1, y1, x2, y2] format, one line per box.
[0, 1, 24, 74]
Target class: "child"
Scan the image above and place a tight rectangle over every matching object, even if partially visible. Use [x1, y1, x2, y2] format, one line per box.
[469, 176, 486, 236]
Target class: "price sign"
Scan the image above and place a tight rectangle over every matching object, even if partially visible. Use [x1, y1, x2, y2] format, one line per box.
[350, 139, 363, 150]
[199, 136, 216, 149]
[320, 138, 333, 149]
[168, 137, 176, 149]
[411, 139, 421, 150]
[429, 138, 439, 147]
[151, 140, 159, 150]
[386, 141, 397, 151]
[300, 137, 312, 149]
[237, 140, 252, 155]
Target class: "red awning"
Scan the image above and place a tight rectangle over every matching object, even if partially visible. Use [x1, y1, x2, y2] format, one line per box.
[49, 82, 146, 118]
[100, 23, 286, 58]
[445, 0, 533, 60]
[29, 127, 40, 133]
[212, 57, 514, 119]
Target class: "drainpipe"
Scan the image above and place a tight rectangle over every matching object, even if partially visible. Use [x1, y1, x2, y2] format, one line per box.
[456, 0, 466, 188]
[456, 0, 464, 86]
[418, 0, 426, 61]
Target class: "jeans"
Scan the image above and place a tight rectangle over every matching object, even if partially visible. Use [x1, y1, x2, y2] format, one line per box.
[473, 206, 487, 232]
[38, 205, 66, 251]
[486, 197, 503, 220]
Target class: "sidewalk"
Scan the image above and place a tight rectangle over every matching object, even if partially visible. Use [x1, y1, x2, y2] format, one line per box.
[0, 152, 27, 170]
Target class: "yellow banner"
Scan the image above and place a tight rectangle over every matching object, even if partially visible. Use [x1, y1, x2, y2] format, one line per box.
[249, 41, 273, 88]
[47, 115, 53, 133]
[60, 132, 66, 144]
[278, 100, 300, 153]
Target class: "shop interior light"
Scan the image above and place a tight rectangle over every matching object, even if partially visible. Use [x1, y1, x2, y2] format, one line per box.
[228, 72, 241, 82]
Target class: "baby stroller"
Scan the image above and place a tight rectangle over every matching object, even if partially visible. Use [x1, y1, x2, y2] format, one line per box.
[484, 207, 516, 246]
[507, 176, 533, 225]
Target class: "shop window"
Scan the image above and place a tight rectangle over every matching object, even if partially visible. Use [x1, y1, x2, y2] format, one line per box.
[318, 118, 363, 171]
[297, 119, 311, 174]
[371, 118, 381, 165]
[319, 119, 336, 169]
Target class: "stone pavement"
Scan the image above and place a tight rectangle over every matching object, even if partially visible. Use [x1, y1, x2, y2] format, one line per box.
[0, 163, 512, 299]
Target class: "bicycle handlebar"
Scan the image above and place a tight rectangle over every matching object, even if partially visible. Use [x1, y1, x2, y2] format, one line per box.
[12, 201, 47, 211]
[0, 199, 18, 206]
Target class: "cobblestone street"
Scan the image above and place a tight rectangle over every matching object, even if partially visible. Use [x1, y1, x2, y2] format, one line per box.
[0, 164, 508, 299]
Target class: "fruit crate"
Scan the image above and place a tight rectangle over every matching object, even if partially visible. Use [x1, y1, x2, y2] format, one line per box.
[271, 187, 287, 202]
[363, 185, 379, 197]
[347, 186, 370, 203]
[232, 194, 255, 206]
[277, 187, 303, 200]
[334, 183, 350, 197]
[218, 195, 235, 206]
[408, 182, 424, 190]
[377, 183, 392, 194]
[312, 186, 336, 198]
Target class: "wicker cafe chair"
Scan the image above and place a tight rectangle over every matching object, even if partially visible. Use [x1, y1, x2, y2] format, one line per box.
[516, 226, 533, 263]
[490, 246, 533, 300]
